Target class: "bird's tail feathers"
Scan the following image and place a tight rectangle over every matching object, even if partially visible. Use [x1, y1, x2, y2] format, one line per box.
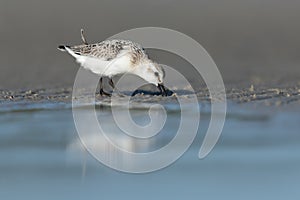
[58, 45, 81, 59]
[57, 45, 71, 51]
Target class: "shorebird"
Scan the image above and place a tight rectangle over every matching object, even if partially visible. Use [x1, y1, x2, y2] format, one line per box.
[58, 29, 167, 96]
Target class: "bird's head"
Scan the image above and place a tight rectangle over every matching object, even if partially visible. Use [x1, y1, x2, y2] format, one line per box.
[133, 60, 165, 86]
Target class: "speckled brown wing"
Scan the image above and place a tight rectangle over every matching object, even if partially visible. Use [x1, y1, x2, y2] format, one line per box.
[70, 40, 144, 61]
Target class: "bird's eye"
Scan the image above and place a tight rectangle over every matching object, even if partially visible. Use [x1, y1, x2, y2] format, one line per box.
[154, 72, 159, 77]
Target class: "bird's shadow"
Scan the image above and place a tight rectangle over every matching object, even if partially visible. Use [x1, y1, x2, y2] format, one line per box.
[131, 89, 173, 96]
[129, 88, 193, 96]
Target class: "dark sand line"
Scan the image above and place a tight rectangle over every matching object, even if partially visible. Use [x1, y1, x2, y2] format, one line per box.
[1, 86, 300, 108]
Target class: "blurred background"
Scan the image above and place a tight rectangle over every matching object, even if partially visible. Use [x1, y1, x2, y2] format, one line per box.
[1, 0, 300, 89]
[1, 1, 300, 200]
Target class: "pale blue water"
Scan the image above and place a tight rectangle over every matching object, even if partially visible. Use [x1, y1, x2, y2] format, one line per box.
[0, 102, 299, 200]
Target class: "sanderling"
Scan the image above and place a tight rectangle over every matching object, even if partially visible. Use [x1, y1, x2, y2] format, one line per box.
[58, 29, 167, 96]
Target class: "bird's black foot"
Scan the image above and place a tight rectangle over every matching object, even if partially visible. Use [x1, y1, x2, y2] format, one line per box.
[100, 89, 112, 97]
[158, 84, 168, 96]
[109, 78, 115, 89]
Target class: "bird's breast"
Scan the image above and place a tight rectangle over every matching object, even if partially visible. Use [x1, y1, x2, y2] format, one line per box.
[77, 54, 133, 77]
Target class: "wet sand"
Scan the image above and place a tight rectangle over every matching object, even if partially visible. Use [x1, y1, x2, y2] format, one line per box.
[1, 84, 300, 109]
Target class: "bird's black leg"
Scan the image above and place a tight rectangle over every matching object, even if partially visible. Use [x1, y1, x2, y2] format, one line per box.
[108, 78, 124, 96]
[109, 78, 115, 89]
[158, 84, 167, 96]
[99, 77, 111, 97]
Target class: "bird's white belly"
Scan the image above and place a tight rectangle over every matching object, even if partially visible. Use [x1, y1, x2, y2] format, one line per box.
[76, 55, 132, 77]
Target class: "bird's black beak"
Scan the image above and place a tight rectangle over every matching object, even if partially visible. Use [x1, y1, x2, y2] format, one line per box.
[158, 83, 167, 96]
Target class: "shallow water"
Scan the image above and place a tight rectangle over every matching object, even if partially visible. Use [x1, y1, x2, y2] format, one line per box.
[0, 101, 299, 200]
